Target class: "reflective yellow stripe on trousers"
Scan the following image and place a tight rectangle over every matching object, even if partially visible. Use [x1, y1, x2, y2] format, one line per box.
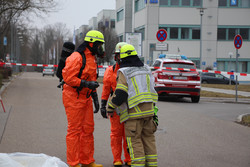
[127, 137, 146, 167]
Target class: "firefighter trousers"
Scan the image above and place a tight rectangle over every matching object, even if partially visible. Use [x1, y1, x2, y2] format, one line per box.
[125, 117, 158, 167]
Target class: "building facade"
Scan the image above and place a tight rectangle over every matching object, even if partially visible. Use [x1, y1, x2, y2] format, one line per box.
[97, 10, 116, 29]
[115, 0, 250, 73]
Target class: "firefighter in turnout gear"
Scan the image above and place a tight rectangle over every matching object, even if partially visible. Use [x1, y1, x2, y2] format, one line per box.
[101, 42, 131, 167]
[106, 44, 158, 167]
[62, 30, 105, 167]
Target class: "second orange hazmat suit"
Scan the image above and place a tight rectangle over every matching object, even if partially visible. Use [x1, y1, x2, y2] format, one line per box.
[101, 63, 131, 165]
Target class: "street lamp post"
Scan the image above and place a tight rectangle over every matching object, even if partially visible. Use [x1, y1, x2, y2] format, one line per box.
[197, 7, 206, 69]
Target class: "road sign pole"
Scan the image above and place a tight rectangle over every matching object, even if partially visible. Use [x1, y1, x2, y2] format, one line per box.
[233, 33, 242, 103]
[235, 48, 238, 102]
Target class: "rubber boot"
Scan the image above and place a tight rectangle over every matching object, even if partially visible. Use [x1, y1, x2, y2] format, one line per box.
[113, 161, 123, 167]
[82, 162, 103, 167]
[69, 164, 81, 167]
[125, 161, 131, 167]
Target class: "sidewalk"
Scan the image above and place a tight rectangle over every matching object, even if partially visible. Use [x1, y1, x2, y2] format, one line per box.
[201, 87, 250, 104]
[201, 87, 250, 97]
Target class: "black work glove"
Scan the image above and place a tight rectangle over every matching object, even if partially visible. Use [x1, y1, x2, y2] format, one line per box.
[100, 100, 108, 118]
[91, 91, 99, 114]
[79, 80, 99, 91]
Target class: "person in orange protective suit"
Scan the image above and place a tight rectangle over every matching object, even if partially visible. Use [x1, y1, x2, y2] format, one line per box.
[62, 30, 105, 167]
[101, 42, 131, 167]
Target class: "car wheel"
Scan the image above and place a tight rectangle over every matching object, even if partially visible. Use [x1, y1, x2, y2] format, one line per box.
[43, 74, 44, 77]
[52, 75, 54, 77]
[191, 96, 200, 103]
[202, 80, 208, 84]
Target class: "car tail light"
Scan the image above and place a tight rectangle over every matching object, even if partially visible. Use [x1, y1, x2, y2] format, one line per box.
[43, 69, 45, 71]
[158, 72, 171, 79]
[188, 75, 200, 81]
[52, 69, 54, 72]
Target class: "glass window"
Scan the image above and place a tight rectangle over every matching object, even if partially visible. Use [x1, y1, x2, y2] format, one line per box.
[170, 0, 179, 6]
[160, 0, 168, 5]
[119, 35, 123, 42]
[215, 74, 224, 78]
[241, 0, 250, 7]
[135, 28, 145, 41]
[192, 28, 200, 39]
[170, 27, 178, 39]
[228, 28, 236, 40]
[193, 0, 201, 6]
[163, 62, 196, 69]
[117, 9, 124, 22]
[181, 28, 189, 39]
[153, 60, 161, 67]
[240, 28, 249, 40]
[182, 0, 191, 6]
[217, 28, 226, 40]
[241, 62, 247, 73]
[135, 0, 146, 12]
[105, 21, 109, 27]
[111, 20, 115, 28]
[219, 0, 227, 6]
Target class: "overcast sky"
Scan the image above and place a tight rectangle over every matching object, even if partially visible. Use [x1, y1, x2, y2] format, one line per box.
[33, 0, 116, 33]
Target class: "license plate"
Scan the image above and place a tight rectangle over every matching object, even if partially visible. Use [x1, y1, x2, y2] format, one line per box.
[174, 76, 187, 80]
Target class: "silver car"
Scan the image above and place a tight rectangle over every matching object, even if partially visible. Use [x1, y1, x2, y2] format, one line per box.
[42, 66, 55, 77]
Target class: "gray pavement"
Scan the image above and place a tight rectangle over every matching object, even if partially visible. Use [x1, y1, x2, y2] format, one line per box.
[0, 73, 250, 167]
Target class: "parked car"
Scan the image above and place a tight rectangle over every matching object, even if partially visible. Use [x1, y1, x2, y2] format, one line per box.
[152, 54, 201, 103]
[200, 72, 238, 85]
[42, 66, 55, 77]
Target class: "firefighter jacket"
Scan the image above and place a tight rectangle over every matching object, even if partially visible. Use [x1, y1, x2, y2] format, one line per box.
[108, 64, 158, 123]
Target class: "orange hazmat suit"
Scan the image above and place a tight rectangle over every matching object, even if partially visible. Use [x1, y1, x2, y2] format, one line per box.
[101, 63, 131, 164]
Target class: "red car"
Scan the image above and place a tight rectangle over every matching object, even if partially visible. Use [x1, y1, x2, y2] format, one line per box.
[152, 54, 201, 103]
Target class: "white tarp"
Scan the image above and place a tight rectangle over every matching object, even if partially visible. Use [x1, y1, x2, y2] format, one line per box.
[0, 152, 68, 167]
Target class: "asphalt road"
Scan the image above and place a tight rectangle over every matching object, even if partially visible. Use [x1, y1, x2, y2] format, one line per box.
[0, 72, 249, 167]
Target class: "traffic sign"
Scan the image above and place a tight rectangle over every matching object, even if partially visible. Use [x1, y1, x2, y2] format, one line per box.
[156, 29, 167, 42]
[234, 34, 243, 49]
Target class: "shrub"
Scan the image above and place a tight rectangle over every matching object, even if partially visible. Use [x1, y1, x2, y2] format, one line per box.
[0, 67, 9, 79]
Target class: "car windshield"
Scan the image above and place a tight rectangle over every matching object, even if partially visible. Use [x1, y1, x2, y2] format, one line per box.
[163, 62, 196, 69]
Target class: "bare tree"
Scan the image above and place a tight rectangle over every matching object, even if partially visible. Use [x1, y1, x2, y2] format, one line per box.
[0, 0, 58, 62]
[0, 0, 57, 34]
[98, 27, 118, 65]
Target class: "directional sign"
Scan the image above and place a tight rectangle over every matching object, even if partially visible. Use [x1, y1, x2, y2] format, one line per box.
[234, 34, 243, 49]
[156, 29, 167, 42]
